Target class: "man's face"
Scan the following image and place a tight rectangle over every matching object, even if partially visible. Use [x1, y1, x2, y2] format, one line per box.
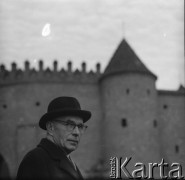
[50, 116, 84, 154]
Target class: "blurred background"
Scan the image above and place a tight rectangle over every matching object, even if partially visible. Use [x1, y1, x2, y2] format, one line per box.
[0, 0, 184, 179]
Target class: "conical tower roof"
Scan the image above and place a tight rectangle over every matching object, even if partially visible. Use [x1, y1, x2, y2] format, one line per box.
[178, 85, 185, 93]
[102, 39, 157, 80]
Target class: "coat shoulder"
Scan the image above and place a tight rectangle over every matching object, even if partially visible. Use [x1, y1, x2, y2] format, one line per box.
[21, 146, 49, 167]
[16, 146, 50, 180]
[24, 146, 47, 161]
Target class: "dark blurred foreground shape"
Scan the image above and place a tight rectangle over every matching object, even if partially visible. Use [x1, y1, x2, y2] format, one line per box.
[0, 154, 11, 180]
[0, 38, 184, 179]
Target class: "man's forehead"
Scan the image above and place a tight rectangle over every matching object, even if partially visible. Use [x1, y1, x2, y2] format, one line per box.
[56, 116, 83, 123]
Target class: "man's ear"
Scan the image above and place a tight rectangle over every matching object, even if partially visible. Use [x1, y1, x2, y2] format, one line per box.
[46, 121, 54, 135]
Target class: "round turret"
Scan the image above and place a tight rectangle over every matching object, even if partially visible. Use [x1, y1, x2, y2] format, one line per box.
[99, 39, 161, 178]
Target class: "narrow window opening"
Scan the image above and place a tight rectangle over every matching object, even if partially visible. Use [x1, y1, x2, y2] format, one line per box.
[153, 120, 157, 127]
[126, 89, 130, 95]
[147, 89, 151, 95]
[121, 118, 127, 127]
[175, 145, 179, 153]
[2, 104, 7, 109]
[35, 102, 40, 106]
[163, 104, 168, 109]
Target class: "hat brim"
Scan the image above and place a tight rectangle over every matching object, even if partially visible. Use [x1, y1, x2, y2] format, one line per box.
[39, 109, 91, 130]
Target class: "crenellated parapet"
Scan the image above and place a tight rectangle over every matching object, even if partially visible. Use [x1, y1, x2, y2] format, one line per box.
[0, 60, 102, 85]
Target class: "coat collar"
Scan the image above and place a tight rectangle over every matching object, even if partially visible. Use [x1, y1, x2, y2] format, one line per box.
[37, 138, 83, 180]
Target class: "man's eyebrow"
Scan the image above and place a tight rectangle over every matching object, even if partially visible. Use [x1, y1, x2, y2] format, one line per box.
[66, 120, 84, 125]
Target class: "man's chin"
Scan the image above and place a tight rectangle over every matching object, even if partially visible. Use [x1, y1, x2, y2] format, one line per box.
[67, 142, 78, 151]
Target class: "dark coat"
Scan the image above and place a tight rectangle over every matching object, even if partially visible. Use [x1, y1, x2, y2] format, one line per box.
[16, 138, 84, 180]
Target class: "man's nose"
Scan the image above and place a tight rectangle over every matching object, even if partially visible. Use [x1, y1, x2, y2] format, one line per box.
[72, 126, 80, 135]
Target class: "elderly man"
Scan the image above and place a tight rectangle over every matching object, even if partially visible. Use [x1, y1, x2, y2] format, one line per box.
[16, 96, 91, 180]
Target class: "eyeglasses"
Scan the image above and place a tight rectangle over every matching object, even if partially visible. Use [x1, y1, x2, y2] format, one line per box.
[54, 120, 88, 134]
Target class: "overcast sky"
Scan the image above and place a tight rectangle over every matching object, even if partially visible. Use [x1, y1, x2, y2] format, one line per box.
[0, 0, 184, 90]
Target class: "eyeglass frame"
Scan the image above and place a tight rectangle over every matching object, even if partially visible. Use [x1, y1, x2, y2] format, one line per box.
[53, 119, 88, 134]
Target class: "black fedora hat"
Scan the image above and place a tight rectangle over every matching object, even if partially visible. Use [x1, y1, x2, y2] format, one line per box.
[39, 96, 91, 130]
